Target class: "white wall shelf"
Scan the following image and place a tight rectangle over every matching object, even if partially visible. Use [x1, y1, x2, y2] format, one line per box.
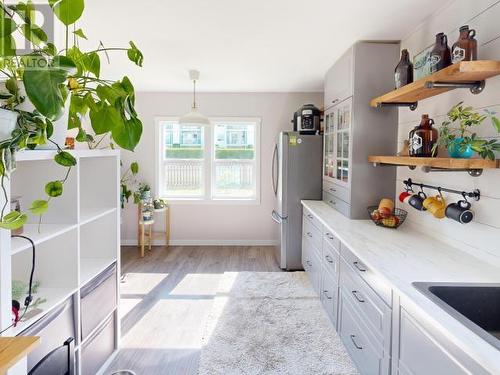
[0, 149, 120, 375]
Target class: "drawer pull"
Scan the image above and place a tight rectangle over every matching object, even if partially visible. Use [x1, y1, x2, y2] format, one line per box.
[329, 200, 336, 205]
[307, 214, 314, 219]
[353, 261, 367, 272]
[329, 188, 337, 192]
[323, 290, 333, 300]
[325, 255, 334, 264]
[350, 335, 363, 350]
[325, 232, 335, 240]
[351, 290, 365, 303]
[306, 261, 313, 267]
[306, 232, 313, 238]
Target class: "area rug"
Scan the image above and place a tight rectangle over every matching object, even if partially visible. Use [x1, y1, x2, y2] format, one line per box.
[198, 272, 358, 375]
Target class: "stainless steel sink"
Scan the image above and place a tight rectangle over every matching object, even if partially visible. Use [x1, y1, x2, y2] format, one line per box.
[413, 282, 500, 351]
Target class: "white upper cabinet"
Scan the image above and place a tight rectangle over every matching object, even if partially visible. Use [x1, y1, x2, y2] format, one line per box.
[324, 47, 353, 109]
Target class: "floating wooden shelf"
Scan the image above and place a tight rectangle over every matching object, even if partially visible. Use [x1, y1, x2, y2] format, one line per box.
[368, 156, 500, 169]
[368, 156, 499, 177]
[370, 60, 500, 110]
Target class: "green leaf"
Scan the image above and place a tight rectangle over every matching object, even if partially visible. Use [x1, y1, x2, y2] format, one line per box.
[54, 151, 76, 167]
[43, 43, 57, 56]
[45, 181, 63, 197]
[131, 161, 139, 174]
[0, 17, 16, 37]
[84, 52, 100, 78]
[48, 0, 85, 26]
[89, 104, 122, 134]
[0, 35, 16, 56]
[73, 28, 87, 39]
[127, 41, 143, 67]
[29, 200, 49, 215]
[21, 23, 48, 46]
[75, 127, 87, 142]
[22, 55, 69, 120]
[492, 117, 500, 133]
[0, 211, 28, 230]
[52, 55, 77, 75]
[111, 117, 142, 151]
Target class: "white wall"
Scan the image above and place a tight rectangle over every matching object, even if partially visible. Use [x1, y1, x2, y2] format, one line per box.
[121, 92, 323, 245]
[397, 0, 500, 266]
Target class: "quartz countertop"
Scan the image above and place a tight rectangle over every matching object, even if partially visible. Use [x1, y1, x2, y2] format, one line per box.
[302, 200, 500, 374]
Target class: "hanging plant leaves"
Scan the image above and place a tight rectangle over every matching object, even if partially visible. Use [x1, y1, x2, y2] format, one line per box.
[45, 181, 63, 197]
[22, 55, 70, 120]
[73, 28, 87, 39]
[54, 151, 76, 167]
[127, 41, 143, 67]
[0, 211, 28, 230]
[21, 23, 48, 46]
[0, 35, 16, 56]
[0, 17, 16, 37]
[111, 117, 142, 151]
[75, 127, 87, 142]
[492, 116, 500, 133]
[131, 161, 139, 174]
[83, 52, 100, 77]
[48, 0, 85, 26]
[89, 104, 122, 134]
[29, 200, 48, 215]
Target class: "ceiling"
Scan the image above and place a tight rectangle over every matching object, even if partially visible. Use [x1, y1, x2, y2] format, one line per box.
[78, 0, 445, 92]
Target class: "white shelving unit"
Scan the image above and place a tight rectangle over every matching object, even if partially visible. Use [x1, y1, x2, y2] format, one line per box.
[0, 149, 120, 375]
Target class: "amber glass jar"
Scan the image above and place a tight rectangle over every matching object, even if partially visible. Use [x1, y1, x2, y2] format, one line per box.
[409, 114, 438, 157]
[451, 25, 477, 63]
[429, 33, 451, 73]
[395, 49, 413, 89]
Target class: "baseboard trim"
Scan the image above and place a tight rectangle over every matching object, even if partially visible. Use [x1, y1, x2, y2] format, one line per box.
[121, 239, 277, 246]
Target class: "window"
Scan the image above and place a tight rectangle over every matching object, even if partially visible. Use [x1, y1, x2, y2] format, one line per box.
[156, 118, 260, 202]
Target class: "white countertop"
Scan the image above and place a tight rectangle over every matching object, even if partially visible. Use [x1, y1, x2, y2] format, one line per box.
[302, 200, 500, 374]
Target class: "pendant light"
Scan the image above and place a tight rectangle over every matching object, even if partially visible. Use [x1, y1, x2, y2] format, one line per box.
[179, 70, 210, 125]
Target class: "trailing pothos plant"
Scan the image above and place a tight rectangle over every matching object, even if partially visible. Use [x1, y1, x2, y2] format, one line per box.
[120, 160, 139, 209]
[0, 0, 144, 230]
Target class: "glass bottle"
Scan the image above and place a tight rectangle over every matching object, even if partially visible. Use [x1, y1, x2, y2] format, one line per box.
[395, 49, 414, 89]
[409, 114, 438, 157]
[429, 33, 451, 73]
[451, 25, 477, 63]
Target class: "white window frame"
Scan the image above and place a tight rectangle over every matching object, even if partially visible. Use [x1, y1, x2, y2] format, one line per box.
[155, 117, 261, 205]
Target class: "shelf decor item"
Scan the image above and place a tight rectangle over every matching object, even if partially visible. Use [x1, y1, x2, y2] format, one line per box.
[429, 33, 452, 74]
[409, 114, 438, 157]
[120, 161, 139, 208]
[395, 49, 414, 89]
[433, 102, 500, 160]
[368, 206, 407, 229]
[451, 25, 477, 64]
[413, 45, 434, 80]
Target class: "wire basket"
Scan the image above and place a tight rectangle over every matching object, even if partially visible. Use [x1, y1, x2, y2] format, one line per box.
[367, 206, 408, 229]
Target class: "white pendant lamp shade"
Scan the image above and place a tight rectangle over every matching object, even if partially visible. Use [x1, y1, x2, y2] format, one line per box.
[179, 70, 210, 125]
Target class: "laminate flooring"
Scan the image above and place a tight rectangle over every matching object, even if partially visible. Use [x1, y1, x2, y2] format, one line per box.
[105, 245, 281, 375]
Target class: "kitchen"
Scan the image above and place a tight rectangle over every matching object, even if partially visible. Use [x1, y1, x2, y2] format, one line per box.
[0, 1, 499, 374]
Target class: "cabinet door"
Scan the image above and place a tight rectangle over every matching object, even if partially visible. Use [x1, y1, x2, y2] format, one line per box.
[334, 98, 352, 188]
[323, 110, 336, 182]
[399, 309, 482, 375]
[325, 48, 353, 107]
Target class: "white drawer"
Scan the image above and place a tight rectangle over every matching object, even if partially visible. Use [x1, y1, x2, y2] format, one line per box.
[322, 240, 340, 280]
[324, 179, 351, 204]
[323, 191, 351, 218]
[323, 227, 341, 252]
[303, 215, 322, 253]
[303, 206, 322, 230]
[321, 268, 339, 328]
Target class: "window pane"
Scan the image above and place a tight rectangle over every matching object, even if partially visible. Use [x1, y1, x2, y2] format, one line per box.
[213, 122, 256, 198]
[162, 122, 205, 198]
[165, 123, 204, 159]
[214, 123, 254, 160]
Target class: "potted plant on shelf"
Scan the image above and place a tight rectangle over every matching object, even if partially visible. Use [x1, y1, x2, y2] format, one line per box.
[0, 0, 144, 230]
[433, 102, 500, 160]
[120, 161, 139, 209]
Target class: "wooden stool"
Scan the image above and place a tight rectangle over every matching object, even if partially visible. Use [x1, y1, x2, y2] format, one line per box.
[137, 204, 170, 257]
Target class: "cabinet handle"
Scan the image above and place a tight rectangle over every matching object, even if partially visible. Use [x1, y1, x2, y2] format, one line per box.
[307, 214, 314, 219]
[325, 232, 335, 240]
[350, 335, 363, 350]
[332, 98, 339, 104]
[325, 255, 334, 264]
[329, 200, 336, 205]
[323, 290, 333, 300]
[306, 260, 313, 267]
[353, 261, 366, 272]
[329, 188, 337, 192]
[307, 232, 313, 238]
[352, 290, 365, 303]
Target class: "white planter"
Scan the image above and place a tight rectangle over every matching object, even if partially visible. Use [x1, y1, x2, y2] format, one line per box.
[17, 82, 69, 150]
[0, 108, 18, 141]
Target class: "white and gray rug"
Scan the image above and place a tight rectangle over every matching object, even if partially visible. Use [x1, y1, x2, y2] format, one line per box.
[198, 272, 358, 375]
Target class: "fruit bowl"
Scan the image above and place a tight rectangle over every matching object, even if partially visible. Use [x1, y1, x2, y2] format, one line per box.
[367, 206, 407, 229]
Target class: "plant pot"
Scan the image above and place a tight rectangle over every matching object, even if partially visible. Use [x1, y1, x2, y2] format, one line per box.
[447, 138, 474, 158]
[16, 82, 69, 150]
[140, 190, 151, 200]
[0, 108, 18, 141]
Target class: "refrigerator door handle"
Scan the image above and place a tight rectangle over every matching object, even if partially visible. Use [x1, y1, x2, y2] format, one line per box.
[272, 144, 278, 196]
[272, 210, 287, 224]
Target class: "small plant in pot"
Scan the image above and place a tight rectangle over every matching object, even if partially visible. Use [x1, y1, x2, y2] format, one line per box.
[134, 183, 151, 203]
[0, 0, 144, 230]
[433, 102, 500, 160]
[120, 161, 139, 208]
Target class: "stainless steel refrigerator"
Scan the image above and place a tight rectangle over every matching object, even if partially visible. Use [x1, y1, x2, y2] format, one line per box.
[271, 132, 323, 270]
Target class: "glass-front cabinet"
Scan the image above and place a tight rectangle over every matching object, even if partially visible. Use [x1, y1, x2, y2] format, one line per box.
[323, 97, 352, 187]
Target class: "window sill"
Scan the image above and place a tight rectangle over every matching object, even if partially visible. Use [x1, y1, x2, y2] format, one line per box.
[161, 198, 261, 206]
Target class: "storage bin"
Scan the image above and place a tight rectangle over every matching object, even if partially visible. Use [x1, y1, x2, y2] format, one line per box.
[20, 296, 76, 372]
[81, 313, 116, 375]
[80, 262, 117, 340]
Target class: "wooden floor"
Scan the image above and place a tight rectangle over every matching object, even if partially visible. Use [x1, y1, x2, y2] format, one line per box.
[106, 245, 280, 375]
